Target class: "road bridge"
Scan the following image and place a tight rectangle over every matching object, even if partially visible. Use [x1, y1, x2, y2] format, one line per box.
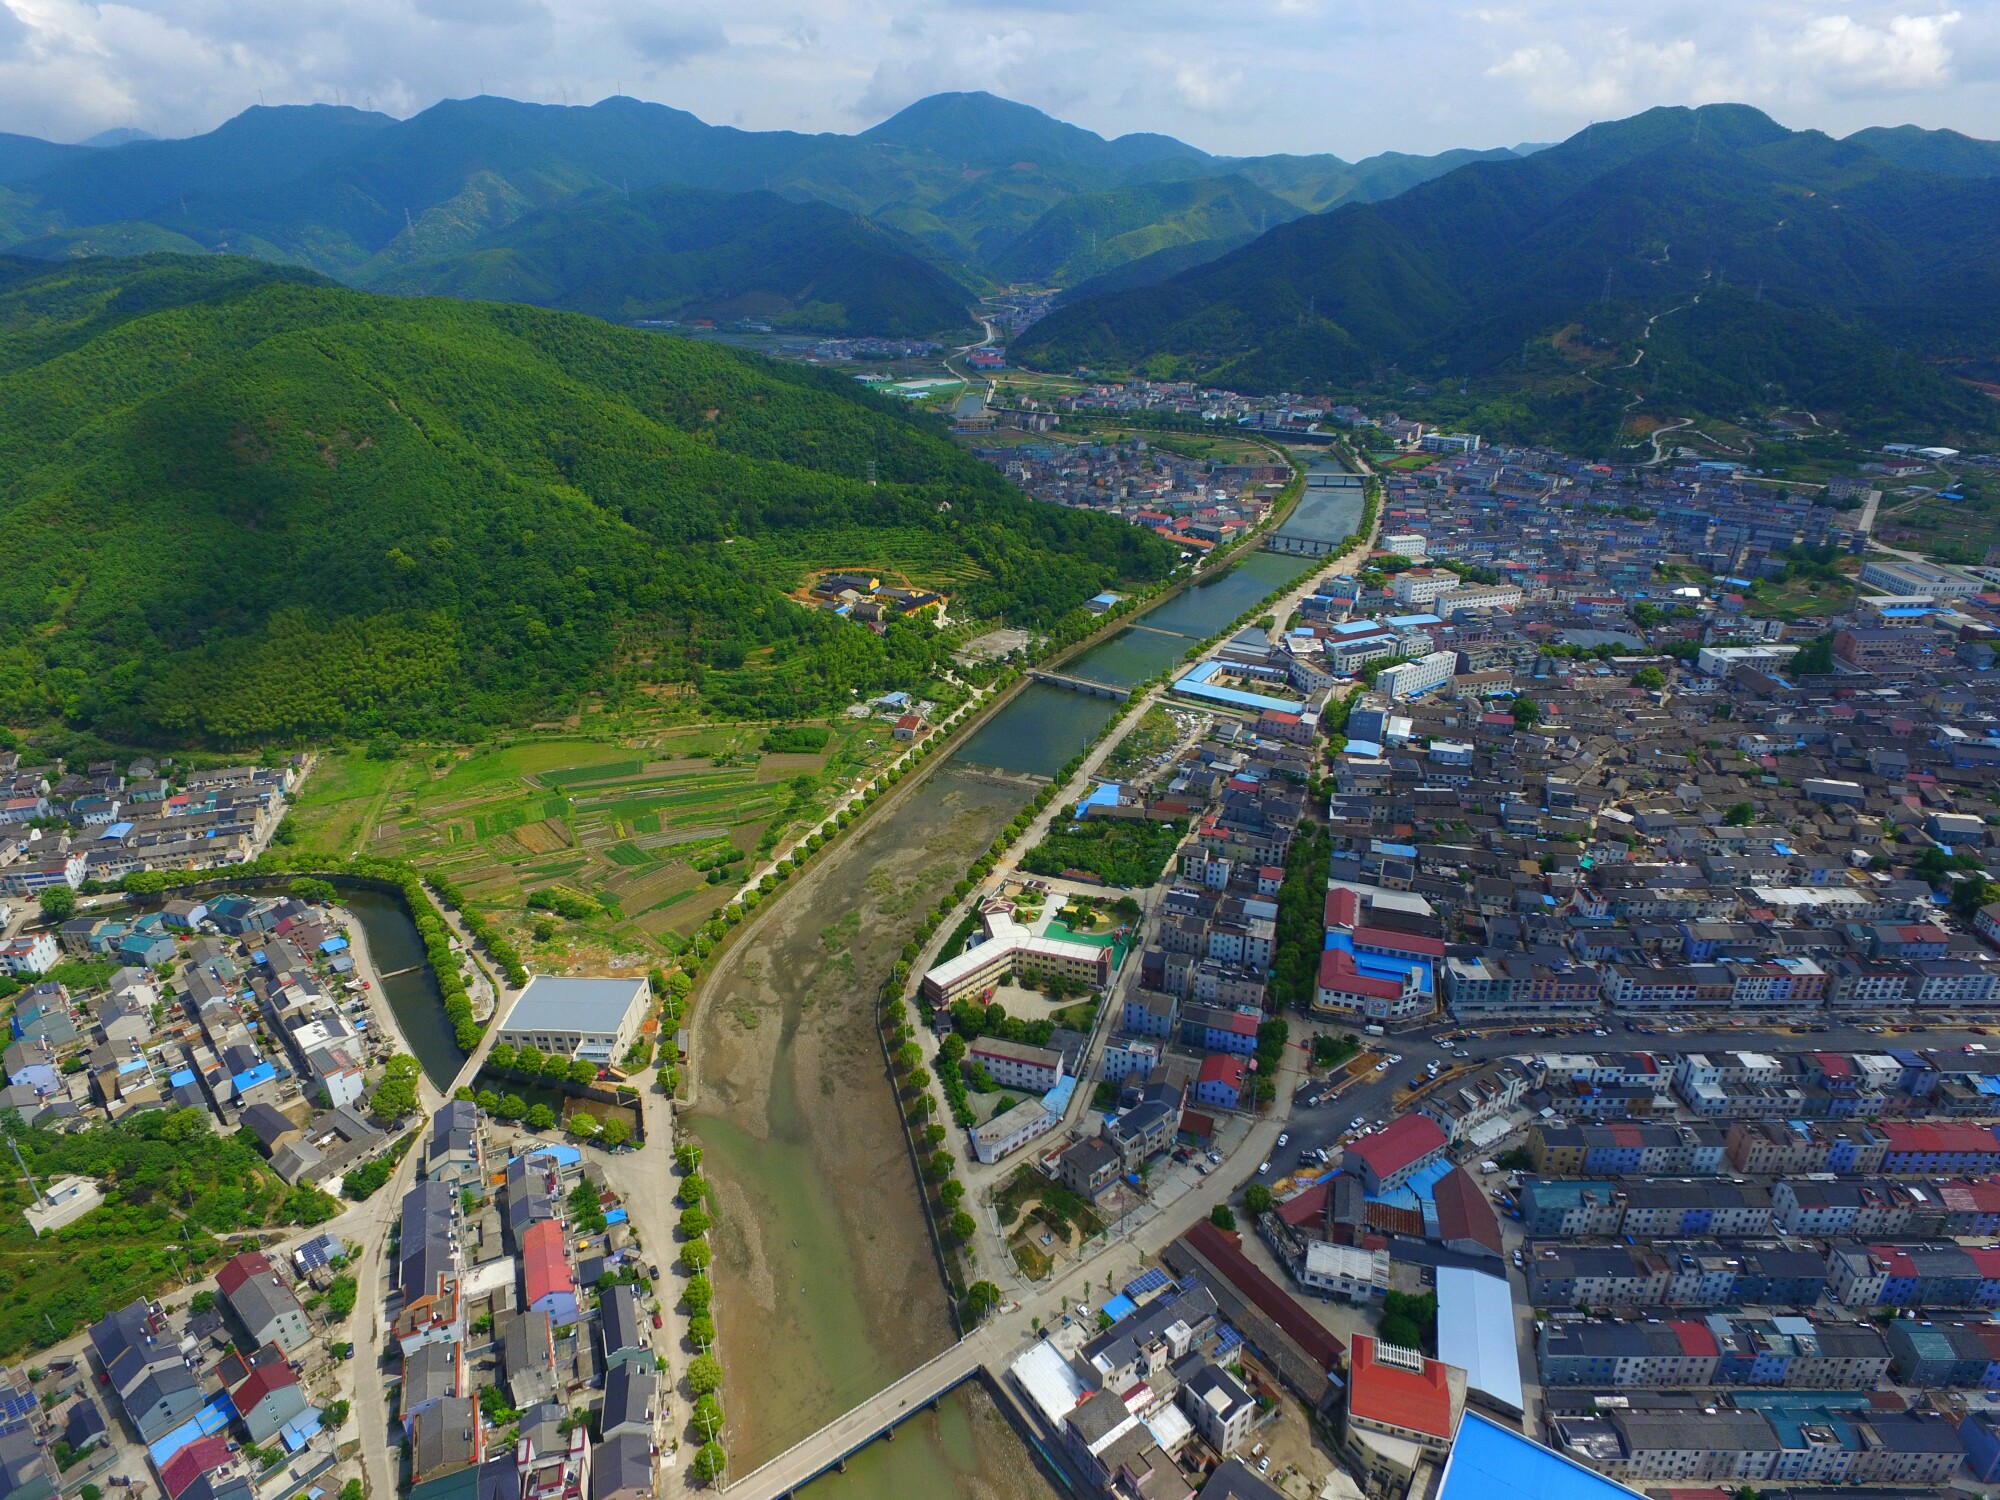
[1028, 669, 1131, 700]
[721, 1339, 988, 1499]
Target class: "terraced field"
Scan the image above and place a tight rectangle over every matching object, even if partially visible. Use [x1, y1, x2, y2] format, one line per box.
[288, 719, 900, 965]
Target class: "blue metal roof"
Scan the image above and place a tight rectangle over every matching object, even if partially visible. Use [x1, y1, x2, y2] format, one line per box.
[1437, 1413, 1646, 1500]
[1171, 660, 1302, 714]
[146, 1397, 234, 1465]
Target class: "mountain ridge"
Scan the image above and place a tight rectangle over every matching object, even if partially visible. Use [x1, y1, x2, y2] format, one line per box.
[1014, 103, 2000, 446]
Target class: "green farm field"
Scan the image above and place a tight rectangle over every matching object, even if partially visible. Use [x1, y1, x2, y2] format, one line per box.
[288, 717, 900, 965]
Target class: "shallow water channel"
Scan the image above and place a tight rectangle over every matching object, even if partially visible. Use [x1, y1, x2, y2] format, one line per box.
[689, 543, 1314, 1491]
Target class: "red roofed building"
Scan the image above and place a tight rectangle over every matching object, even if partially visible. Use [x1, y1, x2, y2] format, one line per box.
[1344, 1114, 1448, 1194]
[229, 1358, 308, 1443]
[1167, 1221, 1344, 1408]
[1669, 1321, 1720, 1360]
[1256, 865, 1285, 897]
[1314, 948, 1418, 1021]
[1430, 1167, 1502, 1259]
[1880, 1121, 2000, 1174]
[1256, 708, 1313, 747]
[1353, 926, 1445, 960]
[1194, 1053, 1249, 1111]
[214, 1250, 275, 1298]
[1343, 1334, 1464, 1497]
[521, 1218, 579, 1327]
[157, 1436, 236, 1500]
[1940, 1178, 2000, 1235]
[1324, 887, 1360, 928]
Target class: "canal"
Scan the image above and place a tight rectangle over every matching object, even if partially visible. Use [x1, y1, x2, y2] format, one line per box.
[340, 886, 466, 1092]
[691, 541, 1318, 1492]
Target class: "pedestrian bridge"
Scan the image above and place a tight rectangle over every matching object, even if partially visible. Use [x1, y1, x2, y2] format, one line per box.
[721, 1340, 987, 1498]
[1028, 670, 1132, 700]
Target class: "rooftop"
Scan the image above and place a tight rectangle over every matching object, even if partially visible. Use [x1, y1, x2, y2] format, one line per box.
[1347, 1334, 1457, 1441]
[498, 975, 649, 1035]
[1436, 1413, 1646, 1500]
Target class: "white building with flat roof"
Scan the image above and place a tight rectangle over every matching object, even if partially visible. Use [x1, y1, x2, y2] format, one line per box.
[495, 975, 651, 1065]
[1381, 533, 1428, 561]
[920, 900, 1114, 1005]
[1696, 643, 1800, 678]
[1377, 651, 1457, 701]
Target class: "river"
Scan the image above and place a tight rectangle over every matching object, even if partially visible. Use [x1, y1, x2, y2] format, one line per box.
[691, 541, 1315, 1493]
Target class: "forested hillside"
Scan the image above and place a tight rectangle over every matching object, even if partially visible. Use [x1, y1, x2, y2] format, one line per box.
[1016, 104, 2000, 448]
[375, 183, 971, 335]
[0, 256, 1175, 744]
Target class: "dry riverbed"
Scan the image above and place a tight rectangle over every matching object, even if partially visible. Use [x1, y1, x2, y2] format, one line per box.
[691, 766, 1035, 1466]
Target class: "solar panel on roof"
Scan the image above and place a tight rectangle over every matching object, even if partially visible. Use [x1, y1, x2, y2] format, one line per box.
[1122, 1268, 1169, 1300]
[1213, 1324, 1243, 1355]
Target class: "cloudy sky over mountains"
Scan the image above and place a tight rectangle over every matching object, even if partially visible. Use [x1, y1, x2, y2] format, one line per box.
[0, 0, 1988, 153]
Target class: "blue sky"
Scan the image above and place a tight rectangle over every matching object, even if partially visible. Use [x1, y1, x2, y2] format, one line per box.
[0, 0, 1990, 157]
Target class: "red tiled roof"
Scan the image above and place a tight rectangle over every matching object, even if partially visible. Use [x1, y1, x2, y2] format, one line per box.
[1883, 1122, 2000, 1155]
[1429, 1167, 1502, 1256]
[522, 1218, 573, 1307]
[1179, 1221, 1343, 1374]
[215, 1250, 274, 1297]
[1278, 1181, 1330, 1229]
[1198, 1054, 1248, 1088]
[1317, 948, 1403, 1001]
[1324, 888, 1360, 929]
[1353, 925, 1445, 959]
[1670, 1321, 1720, 1358]
[1347, 1335, 1455, 1441]
[1344, 1114, 1447, 1181]
[1941, 1179, 2000, 1213]
[158, 1436, 234, 1500]
[230, 1360, 298, 1416]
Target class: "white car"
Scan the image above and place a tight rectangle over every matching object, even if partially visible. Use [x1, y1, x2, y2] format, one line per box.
[1257, 1160, 1270, 1175]
[1276, 1132, 1289, 1147]
[1374, 1060, 1390, 1072]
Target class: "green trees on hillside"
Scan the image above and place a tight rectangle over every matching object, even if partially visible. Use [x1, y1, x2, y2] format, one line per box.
[0, 259, 1176, 742]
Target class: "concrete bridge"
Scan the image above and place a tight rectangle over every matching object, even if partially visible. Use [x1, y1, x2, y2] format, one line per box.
[721, 1339, 989, 1499]
[1028, 669, 1132, 700]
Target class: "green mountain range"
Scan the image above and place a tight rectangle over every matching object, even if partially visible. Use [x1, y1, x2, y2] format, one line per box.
[0, 93, 1514, 323]
[0, 255, 1174, 743]
[373, 183, 971, 335]
[992, 175, 1304, 286]
[1015, 104, 2000, 447]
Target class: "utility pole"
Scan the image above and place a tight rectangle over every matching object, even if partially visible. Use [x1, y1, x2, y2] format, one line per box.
[8, 1137, 41, 1206]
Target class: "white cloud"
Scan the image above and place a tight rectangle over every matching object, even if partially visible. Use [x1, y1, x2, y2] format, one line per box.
[0, 0, 1992, 158]
[622, 8, 727, 69]
[1486, 31, 1704, 116]
[1790, 10, 1959, 92]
